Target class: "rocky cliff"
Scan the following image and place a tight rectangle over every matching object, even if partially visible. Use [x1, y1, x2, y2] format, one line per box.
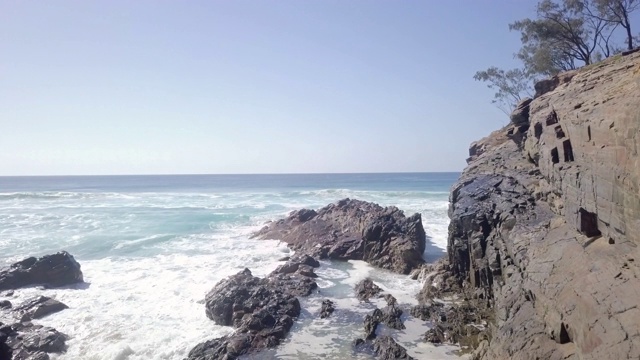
[442, 51, 640, 359]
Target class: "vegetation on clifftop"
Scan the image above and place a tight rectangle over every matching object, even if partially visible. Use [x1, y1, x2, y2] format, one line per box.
[475, 0, 639, 113]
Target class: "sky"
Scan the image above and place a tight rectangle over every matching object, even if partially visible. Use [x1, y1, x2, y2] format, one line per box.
[1, 1, 543, 175]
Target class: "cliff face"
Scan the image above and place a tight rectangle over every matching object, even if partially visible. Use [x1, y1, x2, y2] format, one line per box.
[448, 52, 640, 359]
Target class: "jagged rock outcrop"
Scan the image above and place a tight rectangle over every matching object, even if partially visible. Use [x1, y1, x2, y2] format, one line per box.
[429, 52, 640, 359]
[373, 336, 415, 360]
[361, 294, 407, 341]
[0, 253, 80, 359]
[188, 255, 319, 360]
[354, 289, 413, 359]
[320, 299, 335, 319]
[0, 252, 83, 290]
[510, 98, 533, 126]
[354, 278, 383, 302]
[13, 296, 68, 322]
[253, 198, 427, 274]
[0, 322, 68, 360]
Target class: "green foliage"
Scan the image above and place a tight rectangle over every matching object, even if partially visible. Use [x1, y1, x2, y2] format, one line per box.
[593, 0, 640, 49]
[509, 0, 611, 75]
[474, 0, 639, 114]
[473, 67, 534, 114]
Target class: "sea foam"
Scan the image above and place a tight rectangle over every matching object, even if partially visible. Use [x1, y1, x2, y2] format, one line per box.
[0, 174, 457, 359]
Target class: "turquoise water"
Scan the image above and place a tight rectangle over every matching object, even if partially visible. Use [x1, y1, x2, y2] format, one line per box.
[0, 173, 461, 360]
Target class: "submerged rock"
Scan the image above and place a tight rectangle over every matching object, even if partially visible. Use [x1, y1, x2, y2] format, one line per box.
[253, 198, 427, 274]
[0, 252, 83, 291]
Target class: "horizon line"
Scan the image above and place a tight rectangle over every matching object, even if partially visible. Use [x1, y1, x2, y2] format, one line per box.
[0, 171, 462, 178]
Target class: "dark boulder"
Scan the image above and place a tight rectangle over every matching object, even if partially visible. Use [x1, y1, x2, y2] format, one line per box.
[351, 338, 374, 356]
[294, 264, 317, 278]
[363, 305, 405, 340]
[253, 199, 427, 274]
[410, 303, 436, 321]
[289, 253, 320, 268]
[534, 70, 577, 98]
[355, 279, 382, 302]
[271, 255, 320, 283]
[320, 299, 335, 319]
[13, 296, 68, 322]
[204, 268, 301, 327]
[0, 252, 83, 291]
[373, 336, 414, 360]
[191, 265, 316, 359]
[510, 98, 532, 126]
[364, 308, 383, 340]
[0, 300, 11, 309]
[424, 325, 445, 344]
[0, 323, 10, 360]
[265, 273, 317, 296]
[380, 303, 404, 330]
[2, 323, 67, 359]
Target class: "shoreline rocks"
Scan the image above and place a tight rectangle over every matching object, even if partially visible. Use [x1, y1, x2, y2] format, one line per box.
[353, 283, 415, 359]
[0, 251, 82, 360]
[253, 198, 427, 274]
[191, 211, 433, 360]
[355, 279, 383, 302]
[319, 300, 335, 319]
[430, 52, 640, 359]
[0, 252, 83, 291]
[189, 254, 320, 359]
[13, 296, 69, 322]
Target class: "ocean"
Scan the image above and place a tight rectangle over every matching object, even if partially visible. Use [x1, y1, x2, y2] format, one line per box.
[0, 173, 461, 360]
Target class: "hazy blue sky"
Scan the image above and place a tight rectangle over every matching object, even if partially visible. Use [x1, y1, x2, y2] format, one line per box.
[2, 1, 539, 175]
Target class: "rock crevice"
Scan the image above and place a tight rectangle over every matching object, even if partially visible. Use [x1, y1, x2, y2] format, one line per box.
[428, 52, 640, 359]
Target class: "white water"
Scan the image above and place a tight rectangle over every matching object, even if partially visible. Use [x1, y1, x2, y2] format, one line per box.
[0, 174, 462, 359]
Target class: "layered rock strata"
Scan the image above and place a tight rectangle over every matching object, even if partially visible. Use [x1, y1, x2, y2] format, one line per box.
[426, 51, 640, 359]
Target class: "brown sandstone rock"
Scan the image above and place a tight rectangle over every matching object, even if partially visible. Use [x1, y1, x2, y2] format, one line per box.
[434, 52, 640, 360]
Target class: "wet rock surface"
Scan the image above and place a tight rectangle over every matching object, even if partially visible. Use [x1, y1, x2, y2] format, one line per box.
[355, 278, 382, 302]
[0, 252, 80, 360]
[319, 299, 334, 319]
[0, 319, 69, 360]
[0, 252, 83, 291]
[427, 52, 640, 359]
[13, 296, 68, 322]
[253, 198, 427, 274]
[189, 254, 320, 359]
[351, 282, 416, 359]
[362, 293, 406, 341]
[373, 335, 415, 360]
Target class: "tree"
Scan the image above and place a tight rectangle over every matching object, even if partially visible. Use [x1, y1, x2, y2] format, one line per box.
[473, 67, 534, 114]
[510, 0, 614, 75]
[593, 0, 640, 50]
